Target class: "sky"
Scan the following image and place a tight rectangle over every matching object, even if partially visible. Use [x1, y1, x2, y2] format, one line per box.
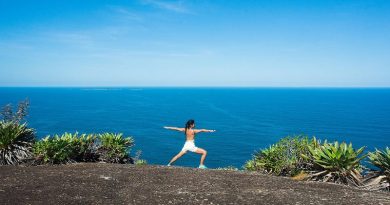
[0, 0, 389, 87]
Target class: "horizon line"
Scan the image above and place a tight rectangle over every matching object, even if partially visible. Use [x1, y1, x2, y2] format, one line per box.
[1, 85, 390, 89]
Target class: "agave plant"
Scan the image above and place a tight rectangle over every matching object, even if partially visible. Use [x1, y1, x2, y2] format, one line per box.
[97, 133, 134, 163]
[0, 121, 35, 165]
[64, 133, 97, 162]
[302, 141, 366, 186]
[33, 132, 97, 164]
[363, 147, 390, 191]
[33, 135, 72, 164]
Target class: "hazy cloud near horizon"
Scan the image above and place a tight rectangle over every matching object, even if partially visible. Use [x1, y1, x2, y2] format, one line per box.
[0, 0, 389, 87]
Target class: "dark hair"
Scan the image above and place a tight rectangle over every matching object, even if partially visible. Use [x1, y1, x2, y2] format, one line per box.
[184, 119, 195, 135]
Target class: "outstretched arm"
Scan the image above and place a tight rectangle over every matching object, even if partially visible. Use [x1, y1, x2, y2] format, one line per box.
[164, 126, 185, 132]
[194, 129, 216, 133]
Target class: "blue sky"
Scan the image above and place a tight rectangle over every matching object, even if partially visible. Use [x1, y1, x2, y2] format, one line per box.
[0, 0, 389, 87]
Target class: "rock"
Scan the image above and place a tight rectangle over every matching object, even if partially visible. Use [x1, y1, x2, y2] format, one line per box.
[0, 163, 389, 205]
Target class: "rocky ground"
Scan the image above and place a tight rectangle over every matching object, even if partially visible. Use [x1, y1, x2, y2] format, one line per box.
[0, 163, 389, 205]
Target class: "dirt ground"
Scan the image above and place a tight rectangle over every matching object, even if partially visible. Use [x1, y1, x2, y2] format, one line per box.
[0, 163, 389, 205]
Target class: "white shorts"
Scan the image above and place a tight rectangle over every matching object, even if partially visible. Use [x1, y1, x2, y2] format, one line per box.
[181, 140, 198, 152]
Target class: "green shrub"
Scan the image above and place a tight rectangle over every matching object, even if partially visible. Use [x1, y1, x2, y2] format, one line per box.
[364, 147, 390, 191]
[96, 133, 134, 163]
[33, 132, 134, 164]
[135, 159, 147, 166]
[33, 133, 97, 164]
[0, 121, 35, 165]
[244, 136, 313, 176]
[133, 150, 147, 166]
[302, 141, 366, 186]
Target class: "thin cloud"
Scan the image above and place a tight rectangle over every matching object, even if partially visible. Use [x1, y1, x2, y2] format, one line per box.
[108, 6, 144, 21]
[41, 31, 94, 48]
[140, 0, 193, 14]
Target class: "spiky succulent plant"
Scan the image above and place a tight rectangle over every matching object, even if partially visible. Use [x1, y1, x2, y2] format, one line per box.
[0, 121, 35, 165]
[364, 148, 390, 191]
[302, 141, 366, 186]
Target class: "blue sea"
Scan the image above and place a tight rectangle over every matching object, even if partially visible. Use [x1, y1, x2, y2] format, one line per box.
[1, 87, 389, 168]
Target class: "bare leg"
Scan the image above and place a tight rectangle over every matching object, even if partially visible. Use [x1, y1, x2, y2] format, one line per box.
[194, 148, 207, 166]
[168, 150, 187, 165]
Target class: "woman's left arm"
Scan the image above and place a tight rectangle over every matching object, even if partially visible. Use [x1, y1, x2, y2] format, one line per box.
[194, 129, 216, 133]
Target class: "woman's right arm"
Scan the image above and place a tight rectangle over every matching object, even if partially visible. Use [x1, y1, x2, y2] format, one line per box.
[164, 126, 185, 132]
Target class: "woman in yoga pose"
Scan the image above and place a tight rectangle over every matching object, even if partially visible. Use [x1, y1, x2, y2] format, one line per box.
[164, 119, 216, 169]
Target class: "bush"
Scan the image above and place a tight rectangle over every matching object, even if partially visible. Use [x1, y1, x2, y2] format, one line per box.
[33, 133, 97, 164]
[244, 136, 313, 176]
[96, 133, 134, 163]
[302, 141, 366, 186]
[0, 121, 35, 165]
[33, 132, 134, 164]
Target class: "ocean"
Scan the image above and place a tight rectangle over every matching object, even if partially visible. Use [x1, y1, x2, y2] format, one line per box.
[1, 87, 389, 168]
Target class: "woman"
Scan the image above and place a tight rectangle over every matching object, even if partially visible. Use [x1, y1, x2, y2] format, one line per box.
[164, 119, 216, 169]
